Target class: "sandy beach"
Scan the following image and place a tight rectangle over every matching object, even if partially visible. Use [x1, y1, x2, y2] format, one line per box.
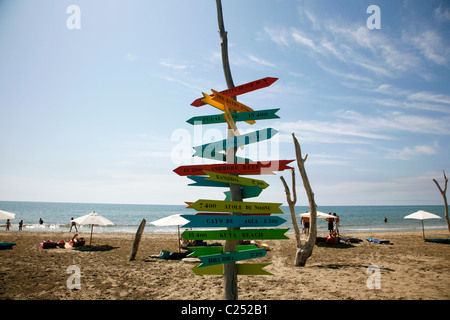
[0, 229, 448, 301]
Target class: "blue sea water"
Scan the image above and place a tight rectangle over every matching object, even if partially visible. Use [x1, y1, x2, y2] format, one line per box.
[0, 201, 447, 235]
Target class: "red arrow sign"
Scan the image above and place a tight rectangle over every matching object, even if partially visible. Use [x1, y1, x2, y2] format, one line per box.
[173, 160, 294, 176]
[191, 77, 278, 107]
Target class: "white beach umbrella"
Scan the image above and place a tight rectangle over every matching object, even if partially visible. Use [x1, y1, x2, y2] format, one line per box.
[150, 214, 189, 227]
[150, 214, 189, 252]
[74, 211, 115, 245]
[0, 210, 16, 220]
[404, 210, 442, 239]
[298, 211, 336, 219]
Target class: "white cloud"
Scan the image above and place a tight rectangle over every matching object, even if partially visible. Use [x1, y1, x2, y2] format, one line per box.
[435, 4, 450, 22]
[246, 54, 276, 68]
[277, 108, 450, 147]
[159, 59, 191, 70]
[407, 30, 449, 66]
[291, 28, 321, 53]
[263, 26, 290, 47]
[408, 91, 450, 105]
[124, 53, 137, 62]
[384, 143, 438, 160]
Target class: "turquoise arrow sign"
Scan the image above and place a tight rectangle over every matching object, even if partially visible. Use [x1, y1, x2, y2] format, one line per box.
[187, 176, 228, 187]
[180, 214, 286, 228]
[197, 248, 267, 268]
[192, 128, 278, 157]
[224, 185, 263, 200]
[186, 108, 280, 125]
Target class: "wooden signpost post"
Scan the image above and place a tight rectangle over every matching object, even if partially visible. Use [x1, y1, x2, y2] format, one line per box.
[171, 74, 290, 299]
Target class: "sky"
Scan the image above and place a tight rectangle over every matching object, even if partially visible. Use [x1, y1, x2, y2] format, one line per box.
[0, 0, 449, 206]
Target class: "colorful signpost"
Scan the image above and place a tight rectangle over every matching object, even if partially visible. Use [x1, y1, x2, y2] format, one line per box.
[171, 76, 290, 284]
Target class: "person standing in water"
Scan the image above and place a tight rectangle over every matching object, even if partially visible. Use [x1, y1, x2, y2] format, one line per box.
[70, 218, 78, 232]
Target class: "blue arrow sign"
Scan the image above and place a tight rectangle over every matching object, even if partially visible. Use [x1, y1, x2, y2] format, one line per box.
[180, 214, 286, 228]
[192, 128, 278, 158]
[197, 248, 267, 268]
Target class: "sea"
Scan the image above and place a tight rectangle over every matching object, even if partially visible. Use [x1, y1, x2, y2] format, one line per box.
[0, 201, 447, 235]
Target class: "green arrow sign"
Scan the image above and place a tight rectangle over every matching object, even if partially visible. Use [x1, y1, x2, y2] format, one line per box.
[181, 228, 289, 240]
[204, 171, 269, 189]
[198, 248, 267, 268]
[186, 108, 280, 125]
[187, 244, 258, 257]
[181, 214, 286, 228]
[189, 199, 283, 214]
[192, 263, 273, 276]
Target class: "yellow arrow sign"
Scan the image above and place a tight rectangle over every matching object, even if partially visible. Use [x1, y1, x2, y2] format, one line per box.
[202, 93, 255, 125]
[203, 171, 269, 189]
[211, 89, 254, 113]
[201, 92, 226, 112]
[192, 263, 273, 275]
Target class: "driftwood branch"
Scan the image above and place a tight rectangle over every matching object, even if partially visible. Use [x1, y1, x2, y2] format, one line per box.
[280, 133, 318, 266]
[280, 169, 301, 248]
[433, 170, 449, 234]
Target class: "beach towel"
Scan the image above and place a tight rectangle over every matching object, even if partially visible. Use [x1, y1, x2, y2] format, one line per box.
[149, 250, 171, 259]
[425, 239, 450, 244]
[341, 237, 362, 244]
[366, 238, 392, 245]
[0, 242, 16, 250]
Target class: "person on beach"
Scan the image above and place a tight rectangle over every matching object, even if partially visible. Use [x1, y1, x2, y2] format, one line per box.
[301, 216, 310, 234]
[6, 219, 11, 231]
[326, 213, 334, 234]
[333, 213, 340, 236]
[18, 220, 23, 231]
[39, 218, 43, 225]
[70, 218, 78, 232]
[180, 230, 190, 249]
[384, 217, 388, 223]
